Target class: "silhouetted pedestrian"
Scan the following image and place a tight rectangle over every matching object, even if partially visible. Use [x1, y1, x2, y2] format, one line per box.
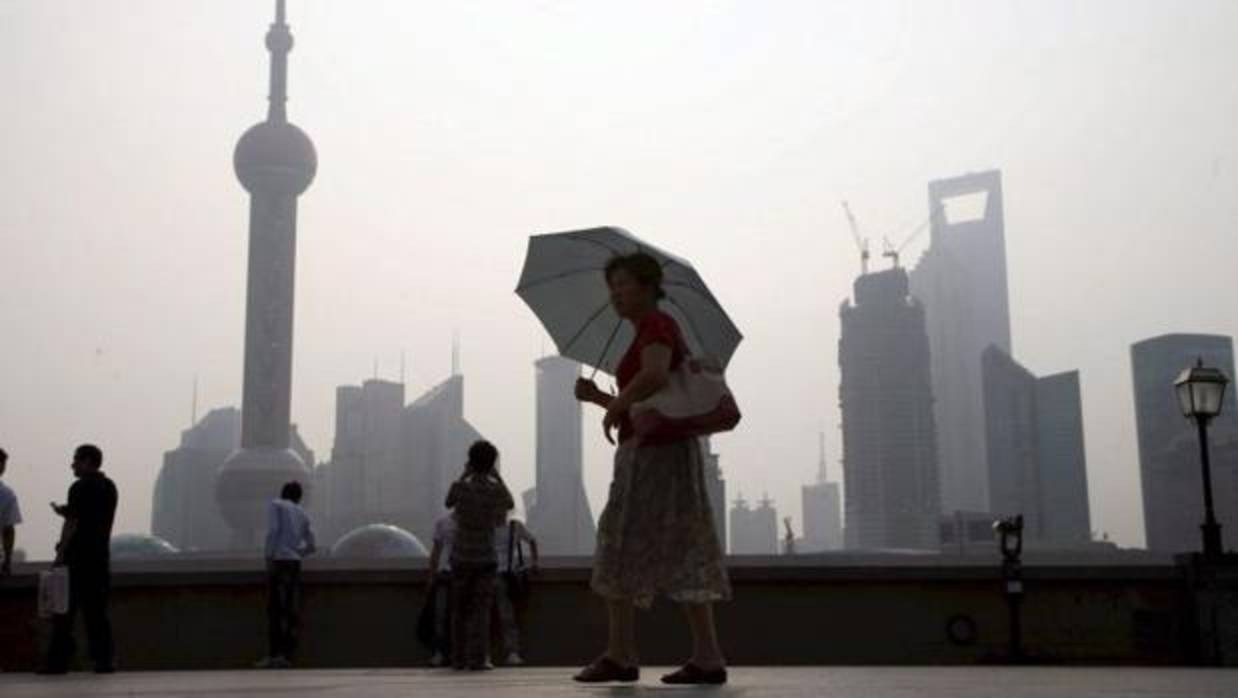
[256, 481, 316, 669]
[42, 444, 118, 675]
[573, 253, 731, 685]
[424, 511, 456, 666]
[0, 448, 21, 578]
[494, 516, 538, 666]
[445, 441, 513, 671]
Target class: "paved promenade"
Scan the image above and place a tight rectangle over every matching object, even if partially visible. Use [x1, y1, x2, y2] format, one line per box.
[1, 667, 1236, 697]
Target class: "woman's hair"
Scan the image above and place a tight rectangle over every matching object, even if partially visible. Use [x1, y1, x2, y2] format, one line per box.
[605, 252, 666, 300]
[464, 440, 500, 478]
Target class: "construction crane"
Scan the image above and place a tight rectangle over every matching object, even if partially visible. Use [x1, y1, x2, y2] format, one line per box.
[841, 200, 870, 275]
[880, 202, 943, 269]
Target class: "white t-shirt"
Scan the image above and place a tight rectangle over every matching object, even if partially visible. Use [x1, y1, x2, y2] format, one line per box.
[495, 520, 535, 573]
[264, 498, 316, 561]
[0, 480, 21, 528]
[433, 515, 456, 573]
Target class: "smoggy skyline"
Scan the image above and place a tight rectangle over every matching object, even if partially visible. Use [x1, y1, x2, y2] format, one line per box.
[2, 1, 1237, 556]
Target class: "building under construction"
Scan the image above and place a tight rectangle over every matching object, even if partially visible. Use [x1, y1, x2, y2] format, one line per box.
[839, 266, 942, 550]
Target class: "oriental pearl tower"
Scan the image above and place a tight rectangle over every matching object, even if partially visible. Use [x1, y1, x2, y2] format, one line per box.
[216, 0, 316, 549]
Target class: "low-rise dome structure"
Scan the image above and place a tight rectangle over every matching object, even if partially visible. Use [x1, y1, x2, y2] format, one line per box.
[110, 533, 179, 560]
[330, 524, 428, 559]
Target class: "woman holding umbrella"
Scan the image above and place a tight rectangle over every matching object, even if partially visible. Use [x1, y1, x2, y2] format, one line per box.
[570, 252, 731, 686]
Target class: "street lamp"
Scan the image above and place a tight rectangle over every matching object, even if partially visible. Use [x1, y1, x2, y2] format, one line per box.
[1174, 358, 1230, 558]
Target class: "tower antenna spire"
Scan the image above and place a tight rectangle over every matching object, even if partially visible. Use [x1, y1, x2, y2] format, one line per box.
[265, 0, 293, 123]
[817, 431, 828, 483]
[452, 331, 461, 376]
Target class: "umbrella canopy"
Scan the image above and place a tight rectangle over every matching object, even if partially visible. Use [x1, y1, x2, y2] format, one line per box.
[516, 226, 742, 376]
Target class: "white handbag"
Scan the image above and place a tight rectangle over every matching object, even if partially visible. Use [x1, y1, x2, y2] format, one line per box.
[38, 567, 70, 618]
[630, 354, 741, 443]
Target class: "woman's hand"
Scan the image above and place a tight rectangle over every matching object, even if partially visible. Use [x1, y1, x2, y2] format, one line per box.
[602, 401, 627, 445]
[575, 378, 605, 405]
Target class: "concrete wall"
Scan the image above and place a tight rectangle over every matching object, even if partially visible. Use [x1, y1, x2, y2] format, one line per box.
[0, 559, 1193, 671]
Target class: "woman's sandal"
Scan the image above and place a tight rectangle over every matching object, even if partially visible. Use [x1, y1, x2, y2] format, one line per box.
[573, 657, 640, 683]
[661, 663, 728, 685]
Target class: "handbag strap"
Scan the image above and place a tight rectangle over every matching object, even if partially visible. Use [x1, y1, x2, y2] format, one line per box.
[507, 520, 515, 571]
[507, 521, 525, 571]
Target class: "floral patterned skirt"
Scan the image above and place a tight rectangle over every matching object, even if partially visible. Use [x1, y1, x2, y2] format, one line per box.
[591, 438, 731, 608]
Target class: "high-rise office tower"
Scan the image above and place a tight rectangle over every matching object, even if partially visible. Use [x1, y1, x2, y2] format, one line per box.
[319, 379, 406, 544]
[840, 267, 941, 550]
[981, 347, 1091, 546]
[730, 494, 778, 555]
[402, 373, 487, 545]
[801, 434, 843, 552]
[909, 170, 1011, 514]
[153, 408, 238, 552]
[527, 356, 595, 555]
[1131, 334, 1238, 552]
[216, 1, 318, 548]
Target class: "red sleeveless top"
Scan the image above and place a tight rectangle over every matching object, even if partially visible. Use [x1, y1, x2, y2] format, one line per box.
[615, 310, 686, 443]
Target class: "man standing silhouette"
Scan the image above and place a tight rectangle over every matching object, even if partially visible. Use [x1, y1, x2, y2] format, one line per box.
[43, 444, 118, 674]
[256, 481, 315, 669]
[0, 448, 21, 577]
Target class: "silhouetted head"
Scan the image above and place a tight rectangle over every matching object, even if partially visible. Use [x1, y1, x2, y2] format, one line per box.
[72, 444, 103, 478]
[0, 447, 7, 476]
[280, 481, 303, 504]
[605, 253, 665, 320]
[465, 440, 500, 478]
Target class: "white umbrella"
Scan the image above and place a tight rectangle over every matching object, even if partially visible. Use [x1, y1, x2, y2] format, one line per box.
[516, 226, 742, 377]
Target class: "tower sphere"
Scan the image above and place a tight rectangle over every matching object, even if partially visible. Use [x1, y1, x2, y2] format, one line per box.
[234, 121, 317, 196]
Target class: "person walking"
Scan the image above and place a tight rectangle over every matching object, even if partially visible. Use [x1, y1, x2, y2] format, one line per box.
[494, 516, 539, 666]
[42, 444, 118, 675]
[572, 252, 731, 685]
[256, 481, 316, 669]
[445, 441, 513, 671]
[425, 511, 456, 667]
[0, 448, 21, 578]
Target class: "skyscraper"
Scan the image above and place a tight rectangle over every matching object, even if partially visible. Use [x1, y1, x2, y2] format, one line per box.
[401, 374, 488, 545]
[215, 0, 318, 549]
[526, 356, 595, 556]
[981, 347, 1091, 546]
[909, 170, 1011, 515]
[153, 408, 238, 552]
[840, 267, 941, 550]
[730, 494, 778, 555]
[1035, 370, 1092, 544]
[801, 434, 843, 552]
[318, 379, 406, 544]
[1131, 334, 1238, 552]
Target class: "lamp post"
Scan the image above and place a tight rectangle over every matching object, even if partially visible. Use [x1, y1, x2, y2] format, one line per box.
[1175, 358, 1230, 559]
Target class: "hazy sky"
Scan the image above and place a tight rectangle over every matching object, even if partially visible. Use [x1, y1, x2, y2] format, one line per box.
[2, 1, 1236, 558]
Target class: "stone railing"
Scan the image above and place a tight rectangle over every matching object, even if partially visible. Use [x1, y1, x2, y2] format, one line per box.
[0, 555, 1215, 670]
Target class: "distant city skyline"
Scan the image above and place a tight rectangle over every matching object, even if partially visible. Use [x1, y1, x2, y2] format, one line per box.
[4, 2, 1238, 556]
